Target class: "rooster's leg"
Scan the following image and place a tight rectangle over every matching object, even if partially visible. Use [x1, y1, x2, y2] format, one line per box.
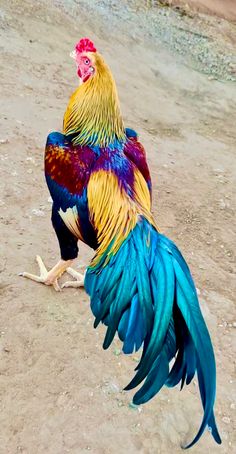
[61, 267, 85, 289]
[20, 255, 73, 291]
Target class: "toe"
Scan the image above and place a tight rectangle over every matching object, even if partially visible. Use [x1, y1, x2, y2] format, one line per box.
[66, 268, 85, 280]
[62, 280, 84, 289]
[20, 272, 43, 282]
[36, 255, 48, 276]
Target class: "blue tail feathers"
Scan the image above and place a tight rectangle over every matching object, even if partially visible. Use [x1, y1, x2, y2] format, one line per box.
[85, 218, 221, 448]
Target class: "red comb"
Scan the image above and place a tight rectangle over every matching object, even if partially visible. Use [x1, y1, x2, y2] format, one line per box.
[75, 38, 97, 54]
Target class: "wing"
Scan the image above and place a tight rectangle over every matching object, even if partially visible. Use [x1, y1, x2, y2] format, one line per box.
[124, 128, 152, 195]
[45, 132, 98, 255]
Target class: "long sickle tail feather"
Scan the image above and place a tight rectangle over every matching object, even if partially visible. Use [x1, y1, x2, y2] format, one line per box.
[85, 218, 221, 448]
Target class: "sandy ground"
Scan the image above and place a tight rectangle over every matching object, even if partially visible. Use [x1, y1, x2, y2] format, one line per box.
[170, 1, 236, 22]
[0, 0, 236, 453]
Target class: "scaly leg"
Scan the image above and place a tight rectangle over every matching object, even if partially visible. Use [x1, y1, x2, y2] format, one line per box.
[19, 255, 73, 291]
[61, 267, 85, 289]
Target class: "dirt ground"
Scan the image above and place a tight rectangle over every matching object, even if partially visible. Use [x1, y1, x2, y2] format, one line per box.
[170, 0, 236, 22]
[0, 0, 236, 453]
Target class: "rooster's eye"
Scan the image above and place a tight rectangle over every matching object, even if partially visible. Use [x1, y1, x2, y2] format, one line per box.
[84, 58, 90, 65]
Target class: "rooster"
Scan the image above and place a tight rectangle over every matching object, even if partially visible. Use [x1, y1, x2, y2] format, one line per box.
[21, 38, 221, 448]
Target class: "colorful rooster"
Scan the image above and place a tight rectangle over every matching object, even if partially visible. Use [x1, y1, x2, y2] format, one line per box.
[22, 38, 221, 448]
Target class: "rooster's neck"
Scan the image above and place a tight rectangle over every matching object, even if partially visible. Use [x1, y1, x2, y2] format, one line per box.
[63, 54, 125, 147]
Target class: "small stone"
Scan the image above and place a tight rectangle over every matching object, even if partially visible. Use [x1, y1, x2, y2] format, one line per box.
[0, 139, 9, 144]
[230, 403, 236, 410]
[219, 199, 226, 210]
[31, 208, 45, 217]
[24, 84, 33, 90]
[215, 166, 224, 173]
[26, 157, 36, 164]
[222, 416, 230, 424]
[106, 382, 120, 394]
[118, 401, 124, 407]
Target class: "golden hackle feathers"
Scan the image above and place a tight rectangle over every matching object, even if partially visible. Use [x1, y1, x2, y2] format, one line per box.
[88, 169, 156, 266]
[63, 52, 125, 146]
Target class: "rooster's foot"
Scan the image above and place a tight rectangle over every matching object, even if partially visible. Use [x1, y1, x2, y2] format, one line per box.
[61, 267, 85, 289]
[19, 255, 63, 292]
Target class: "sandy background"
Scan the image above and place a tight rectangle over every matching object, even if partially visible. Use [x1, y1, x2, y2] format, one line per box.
[170, 0, 236, 21]
[0, 0, 236, 453]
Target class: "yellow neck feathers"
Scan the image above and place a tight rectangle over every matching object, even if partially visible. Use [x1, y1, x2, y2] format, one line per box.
[63, 53, 125, 147]
[88, 169, 156, 266]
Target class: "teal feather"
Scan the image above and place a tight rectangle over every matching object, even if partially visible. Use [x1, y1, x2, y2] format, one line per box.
[125, 247, 174, 390]
[118, 308, 130, 341]
[89, 244, 129, 328]
[197, 366, 222, 446]
[133, 318, 176, 405]
[123, 294, 146, 353]
[185, 336, 197, 385]
[133, 227, 153, 331]
[103, 245, 136, 349]
[174, 266, 220, 447]
[133, 351, 169, 405]
[166, 347, 185, 388]
[166, 305, 196, 389]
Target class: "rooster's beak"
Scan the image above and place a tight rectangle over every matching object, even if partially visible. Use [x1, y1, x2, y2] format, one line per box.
[70, 50, 76, 59]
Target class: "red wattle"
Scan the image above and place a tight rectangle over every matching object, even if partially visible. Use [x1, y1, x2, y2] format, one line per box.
[83, 74, 90, 83]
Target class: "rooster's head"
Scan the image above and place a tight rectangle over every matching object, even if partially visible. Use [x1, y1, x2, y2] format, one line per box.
[70, 38, 97, 83]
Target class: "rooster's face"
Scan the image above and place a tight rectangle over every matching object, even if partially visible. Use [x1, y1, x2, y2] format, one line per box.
[70, 51, 95, 83]
[70, 38, 97, 83]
